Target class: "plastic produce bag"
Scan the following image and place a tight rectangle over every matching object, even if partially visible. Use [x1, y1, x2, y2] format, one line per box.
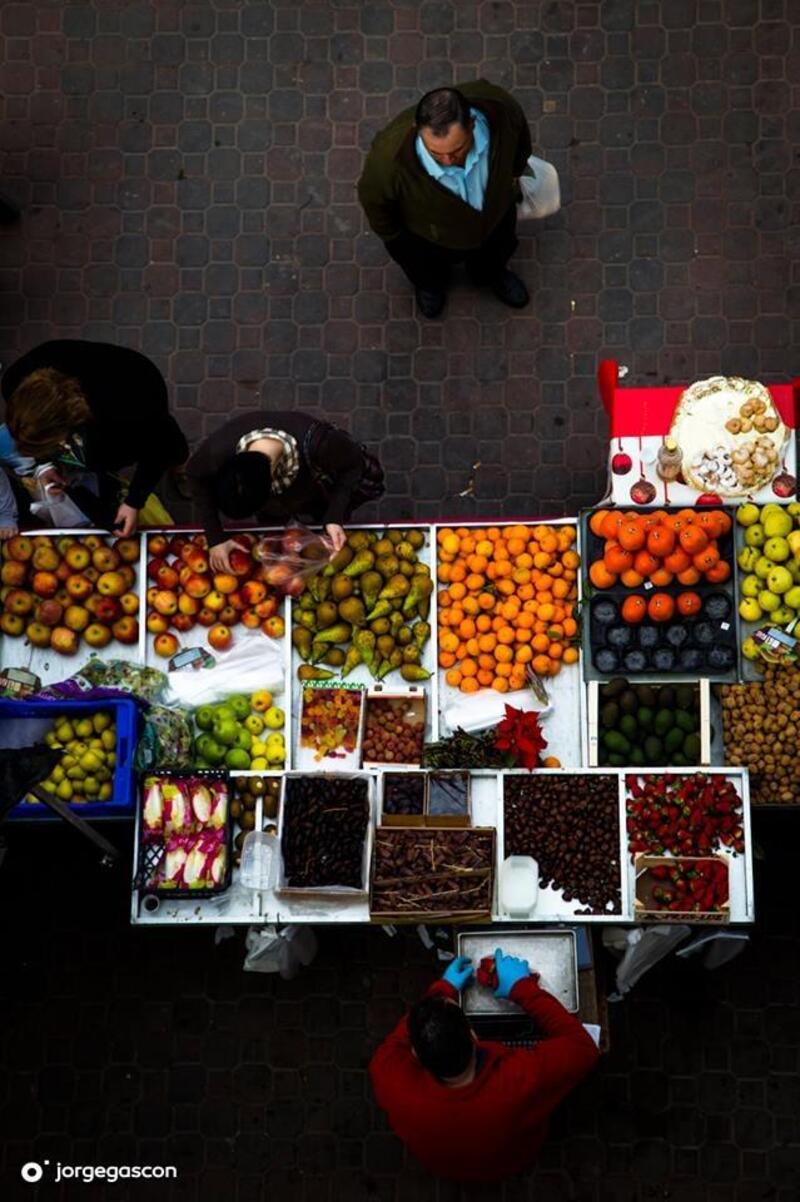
[243, 924, 318, 978]
[134, 704, 193, 772]
[603, 925, 691, 998]
[164, 634, 285, 708]
[253, 524, 332, 597]
[29, 470, 89, 528]
[517, 154, 561, 221]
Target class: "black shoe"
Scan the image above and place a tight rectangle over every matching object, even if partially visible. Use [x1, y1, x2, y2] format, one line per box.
[491, 270, 529, 309]
[416, 288, 446, 319]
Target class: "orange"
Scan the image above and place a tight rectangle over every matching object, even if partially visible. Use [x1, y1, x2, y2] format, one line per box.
[478, 632, 497, 653]
[647, 592, 675, 622]
[461, 677, 480, 694]
[515, 645, 533, 663]
[439, 631, 459, 653]
[589, 561, 617, 589]
[438, 651, 455, 668]
[679, 525, 709, 555]
[492, 677, 509, 693]
[618, 520, 646, 551]
[531, 654, 552, 676]
[440, 532, 459, 555]
[676, 591, 702, 616]
[495, 662, 513, 678]
[460, 658, 477, 678]
[589, 509, 611, 537]
[465, 573, 485, 591]
[495, 644, 513, 663]
[477, 669, 494, 687]
[496, 626, 515, 645]
[562, 550, 580, 570]
[621, 595, 647, 624]
[633, 550, 660, 578]
[563, 647, 579, 665]
[646, 525, 675, 557]
[445, 668, 462, 687]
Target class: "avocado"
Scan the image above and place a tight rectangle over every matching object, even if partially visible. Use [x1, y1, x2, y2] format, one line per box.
[683, 733, 701, 761]
[675, 684, 695, 710]
[620, 689, 638, 715]
[630, 746, 645, 767]
[637, 706, 654, 731]
[608, 752, 625, 767]
[598, 748, 608, 766]
[601, 677, 628, 699]
[644, 735, 664, 762]
[601, 701, 620, 728]
[659, 685, 676, 708]
[635, 684, 657, 708]
[670, 752, 688, 767]
[664, 727, 684, 753]
[674, 710, 696, 733]
[620, 714, 638, 738]
[654, 708, 675, 736]
[603, 730, 631, 755]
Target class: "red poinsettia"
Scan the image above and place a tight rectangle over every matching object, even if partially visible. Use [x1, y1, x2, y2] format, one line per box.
[494, 705, 548, 771]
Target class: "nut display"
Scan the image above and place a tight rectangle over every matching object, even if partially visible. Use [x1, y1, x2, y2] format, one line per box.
[721, 665, 800, 804]
[371, 829, 494, 915]
[625, 772, 744, 856]
[300, 686, 362, 763]
[362, 695, 425, 765]
[382, 772, 426, 816]
[503, 774, 622, 914]
[281, 776, 369, 889]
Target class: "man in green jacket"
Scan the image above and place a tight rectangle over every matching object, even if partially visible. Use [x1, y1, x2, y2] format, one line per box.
[357, 81, 532, 319]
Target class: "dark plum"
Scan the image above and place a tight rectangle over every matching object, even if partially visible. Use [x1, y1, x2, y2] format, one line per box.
[623, 649, 648, 672]
[678, 647, 703, 671]
[652, 647, 676, 671]
[704, 594, 731, 621]
[594, 648, 619, 673]
[638, 626, 660, 649]
[665, 624, 688, 647]
[607, 625, 632, 648]
[707, 645, 735, 670]
[593, 599, 618, 625]
[693, 621, 715, 645]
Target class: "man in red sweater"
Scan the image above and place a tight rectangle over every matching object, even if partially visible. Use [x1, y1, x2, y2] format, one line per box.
[370, 947, 599, 1183]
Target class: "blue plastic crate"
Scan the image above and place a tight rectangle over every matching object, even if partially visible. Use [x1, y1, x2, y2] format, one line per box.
[0, 698, 139, 820]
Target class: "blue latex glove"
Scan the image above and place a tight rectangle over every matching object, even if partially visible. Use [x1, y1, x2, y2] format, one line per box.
[442, 955, 474, 991]
[494, 947, 531, 998]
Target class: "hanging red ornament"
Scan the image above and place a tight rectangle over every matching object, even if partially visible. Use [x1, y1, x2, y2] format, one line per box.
[630, 478, 656, 505]
[611, 452, 633, 475]
[696, 492, 722, 505]
[772, 473, 796, 498]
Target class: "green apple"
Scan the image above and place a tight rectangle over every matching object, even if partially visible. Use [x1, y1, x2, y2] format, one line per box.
[771, 605, 796, 626]
[203, 738, 225, 766]
[739, 597, 763, 622]
[737, 546, 761, 572]
[737, 503, 760, 527]
[754, 556, 773, 579]
[225, 747, 251, 770]
[757, 590, 780, 613]
[740, 574, 761, 598]
[235, 728, 252, 751]
[195, 705, 215, 731]
[744, 523, 765, 548]
[784, 585, 800, 609]
[228, 694, 252, 721]
[214, 705, 236, 725]
[763, 509, 793, 538]
[741, 636, 760, 660]
[766, 565, 793, 594]
[213, 716, 239, 746]
[764, 536, 790, 562]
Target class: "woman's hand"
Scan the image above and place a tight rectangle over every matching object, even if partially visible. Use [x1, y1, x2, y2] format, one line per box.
[114, 503, 138, 537]
[324, 523, 346, 553]
[210, 538, 246, 574]
[0, 525, 18, 539]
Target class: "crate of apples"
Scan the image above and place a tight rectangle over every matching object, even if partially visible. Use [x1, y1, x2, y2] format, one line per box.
[437, 523, 580, 692]
[0, 533, 140, 656]
[145, 532, 285, 658]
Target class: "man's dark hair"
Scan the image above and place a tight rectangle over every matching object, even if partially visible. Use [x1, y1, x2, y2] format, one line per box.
[214, 451, 272, 518]
[415, 88, 472, 137]
[408, 997, 474, 1079]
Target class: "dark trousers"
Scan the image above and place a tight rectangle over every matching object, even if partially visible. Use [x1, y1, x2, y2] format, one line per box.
[386, 203, 518, 292]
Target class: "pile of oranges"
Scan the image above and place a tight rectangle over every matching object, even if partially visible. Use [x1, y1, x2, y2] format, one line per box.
[588, 508, 732, 591]
[436, 523, 580, 693]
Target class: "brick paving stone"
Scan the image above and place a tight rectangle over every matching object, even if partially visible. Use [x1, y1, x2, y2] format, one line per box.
[0, 2, 799, 1198]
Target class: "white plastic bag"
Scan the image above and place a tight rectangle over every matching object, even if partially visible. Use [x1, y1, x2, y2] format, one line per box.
[164, 632, 285, 707]
[517, 154, 561, 220]
[29, 466, 89, 528]
[243, 924, 318, 978]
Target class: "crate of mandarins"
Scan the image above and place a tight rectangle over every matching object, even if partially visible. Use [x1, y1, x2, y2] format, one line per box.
[435, 522, 581, 706]
[581, 507, 738, 681]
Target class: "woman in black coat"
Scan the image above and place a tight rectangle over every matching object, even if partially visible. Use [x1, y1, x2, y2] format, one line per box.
[185, 411, 385, 572]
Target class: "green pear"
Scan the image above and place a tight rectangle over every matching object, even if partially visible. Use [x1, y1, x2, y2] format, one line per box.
[784, 585, 800, 610]
[744, 523, 765, 548]
[741, 636, 760, 661]
[766, 565, 793, 595]
[763, 509, 793, 538]
[739, 597, 763, 622]
[787, 530, 800, 560]
[754, 556, 773, 580]
[740, 574, 760, 598]
[757, 590, 780, 613]
[737, 546, 761, 572]
[771, 605, 796, 626]
[737, 503, 760, 527]
[764, 536, 789, 562]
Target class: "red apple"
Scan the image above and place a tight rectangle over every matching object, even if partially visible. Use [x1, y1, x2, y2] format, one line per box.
[262, 615, 286, 639]
[153, 589, 178, 616]
[91, 596, 122, 624]
[213, 573, 238, 595]
[147, 557, 165, 581]
[50, 625, 79, 655]
[84, 622, 112, 649]
[112, 616, 139, 644]
[97, 571, 126, 597]
[55, 588, 71, 608]
[204, 590, 225, 613]
[207, 623, 232, 651]
[255, 596, 278, 620]
[36, 599, 64, 628]
[1, 561, 27, 587]
[197, 607, 216, 627]
[171, 613, 195, 633]
[5, 535, 33, 562]
[114, 537, 140, 563]
[118, 566, 136, 590]
[219, 605, 239, 626]
[4, 589, 33, 616]
[64, 605, 90, 633]
[64, 544, 91, 571]
[55, 560, 72, 582]
[192, 533, 208, 549]
[183, 573, 211, 599]
[156, 563, 180, 591]
[83, 566, 99, 583]
[25, 620, 51, 648]
[92, 545, 120, 572]
[120, 592, 139, 615]
[227, 590, 246, 612]
[66, 574, 93, 601]
[146, 586, 159, 607]
[32, 544, 60, 571]
[178, 593, 199, 616]
[31, 571, 59, 598]
[241, 579, 267, 607]
[168, 536, 188, 558]
[83, 535, 103, 550]
[147, 611, 169, 635]
[228, 548, 252, 577]
[264, 562, 292, 590]
[241, 608, 261, 629]
[154, 632, 179, 658]
[148, 534, 168, 557]
[0, 611, 24, 636]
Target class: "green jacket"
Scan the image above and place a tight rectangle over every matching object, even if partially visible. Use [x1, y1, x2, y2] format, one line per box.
[357, 80, 533, 251]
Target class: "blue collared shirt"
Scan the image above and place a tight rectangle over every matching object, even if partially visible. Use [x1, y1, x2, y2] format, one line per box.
[415, 108, 490, 212]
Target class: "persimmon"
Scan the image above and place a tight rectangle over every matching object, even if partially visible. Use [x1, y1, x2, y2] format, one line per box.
[649, 568, 674, 587]
[633, 550, 660, 578]
[663, 548, 691, 574]
[621, 568, 645, 588]
[604, 546, 634, 574]
[705, 560, 731, 584]
[589, 561, 617, 589]
[621, 595, 647, 623]
[618, 520, 646, 551]
[678, 525, 709, 555]
[601, 511, 624, 540]
[647, 593, 675, 622]
[693, 546, 720, 573]
[590, 509, 611, 537]
[676, 591, 702, 616]
[646, 525, 675, 557]
[677, 566, 701, 585]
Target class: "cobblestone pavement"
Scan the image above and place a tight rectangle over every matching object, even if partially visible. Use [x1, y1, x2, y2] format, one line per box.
[1, 1, 800, 1199]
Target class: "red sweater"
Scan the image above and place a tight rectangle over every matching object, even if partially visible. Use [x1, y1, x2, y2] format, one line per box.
[369, 977, 599, 1183]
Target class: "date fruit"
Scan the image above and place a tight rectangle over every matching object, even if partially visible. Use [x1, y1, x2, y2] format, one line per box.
[282, 775, 369, 889]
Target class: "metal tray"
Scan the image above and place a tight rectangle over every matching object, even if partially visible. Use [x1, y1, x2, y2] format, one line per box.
[457, 928, 578, 1014]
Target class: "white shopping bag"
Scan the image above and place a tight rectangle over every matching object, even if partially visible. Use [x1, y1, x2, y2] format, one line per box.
[517, 154, 561, 220]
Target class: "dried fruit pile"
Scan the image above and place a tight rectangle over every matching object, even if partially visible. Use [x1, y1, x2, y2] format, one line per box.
[371, 829, 494, 915]
[625, 773, 744, 857]
[299, 686, 362, 763]
[640, 860, 729, 914]
[362, 696, 425, 765]
[146, 532, 284, 657]
[281, 775, 369, 889]
[588, 507, 732, 591]
[292, 528, 432, 683]
[503, 774, 622, 914]
[721, 666, 800, 804]
[382, 772, 426, 816]
[1, 532, 140, 655]
[437, 523, 580, 692]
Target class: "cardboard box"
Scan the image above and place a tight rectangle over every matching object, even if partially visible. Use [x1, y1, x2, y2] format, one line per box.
[378, 769, 471, 828]
[586, 678, 712, 768]
[369, 826, 495, 923]
[295, 682, 365, 772]
[634, 854, 730, 924]
[361, 685, 426, 770]
[276, 771, 374, 898]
